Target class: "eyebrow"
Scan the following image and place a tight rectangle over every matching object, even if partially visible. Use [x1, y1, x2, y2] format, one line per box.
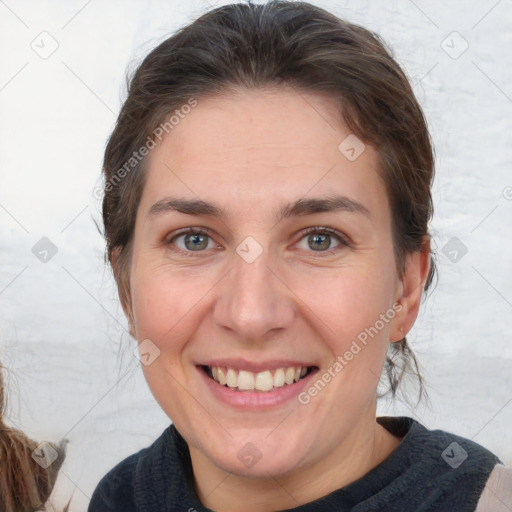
[147, 194, 371, 222]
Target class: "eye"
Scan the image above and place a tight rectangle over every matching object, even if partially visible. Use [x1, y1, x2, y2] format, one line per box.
[165, 226, 350, 257]
[167, 227, 219, 254]
[295, 226, 350, 254]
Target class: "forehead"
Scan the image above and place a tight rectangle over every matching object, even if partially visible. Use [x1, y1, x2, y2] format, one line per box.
[140, 86, 389, 223]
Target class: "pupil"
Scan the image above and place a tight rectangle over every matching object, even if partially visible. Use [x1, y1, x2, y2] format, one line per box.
[186, 233, 207, 251]
[310, 234, 329, 251]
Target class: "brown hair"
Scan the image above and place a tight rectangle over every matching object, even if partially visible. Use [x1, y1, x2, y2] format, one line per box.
[100, 0, 436, 401]
[0, 363, 69, 511]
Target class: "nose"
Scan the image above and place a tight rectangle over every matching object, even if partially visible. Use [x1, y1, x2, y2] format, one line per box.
[212, 243, 295, 343]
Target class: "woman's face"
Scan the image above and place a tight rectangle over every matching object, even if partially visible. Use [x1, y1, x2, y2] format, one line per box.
[124, 87, 420, 479]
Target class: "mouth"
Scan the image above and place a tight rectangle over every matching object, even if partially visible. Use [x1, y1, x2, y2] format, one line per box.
[200, 364, 317, 393]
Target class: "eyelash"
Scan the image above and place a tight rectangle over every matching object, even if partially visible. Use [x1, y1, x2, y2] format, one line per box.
[165, 226, 351, 257]
[298, 226, 351, 254]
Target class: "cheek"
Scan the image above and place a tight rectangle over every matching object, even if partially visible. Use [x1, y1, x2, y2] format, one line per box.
[130, 262, 198, 341]
[304, 266, 396, 405]
[305, 264, 395, 341]
[130, 266, 201, 421]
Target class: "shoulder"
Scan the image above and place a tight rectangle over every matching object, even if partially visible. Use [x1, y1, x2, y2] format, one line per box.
[476, 464, 512, 512]
[376, 416, 502, 509]
[88, 426, 173, 512]
[380, 416, 500, 473]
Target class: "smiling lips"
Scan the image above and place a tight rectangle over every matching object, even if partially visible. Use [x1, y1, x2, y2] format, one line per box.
[204, 365, 313, 392]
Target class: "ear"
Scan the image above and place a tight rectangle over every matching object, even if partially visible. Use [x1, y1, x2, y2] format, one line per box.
[389, 236, 431, 342]
[111, 246, 136, 339]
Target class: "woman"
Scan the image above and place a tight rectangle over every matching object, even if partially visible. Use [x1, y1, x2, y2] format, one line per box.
[88, 1, 511, 510]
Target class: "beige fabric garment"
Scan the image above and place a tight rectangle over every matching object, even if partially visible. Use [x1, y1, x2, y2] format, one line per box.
[476, 465, 512, 512]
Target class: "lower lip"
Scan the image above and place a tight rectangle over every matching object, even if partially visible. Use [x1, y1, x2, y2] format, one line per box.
[197, 366, 317, 409]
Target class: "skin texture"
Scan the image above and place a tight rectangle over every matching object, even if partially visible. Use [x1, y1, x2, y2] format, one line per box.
[115, 86, 431, 511]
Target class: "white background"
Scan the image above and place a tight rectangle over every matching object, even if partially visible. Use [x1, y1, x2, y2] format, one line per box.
[0, 0, 511, 510]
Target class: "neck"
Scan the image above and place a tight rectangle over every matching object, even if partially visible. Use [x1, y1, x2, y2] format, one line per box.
[189, 405, 401, 512]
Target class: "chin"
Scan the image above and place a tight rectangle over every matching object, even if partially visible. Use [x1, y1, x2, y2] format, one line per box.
[191, 426, 315, 479]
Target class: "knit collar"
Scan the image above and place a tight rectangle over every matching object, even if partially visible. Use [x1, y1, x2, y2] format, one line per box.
[133, 416, 419, 511]
[132, 416, 498, 511]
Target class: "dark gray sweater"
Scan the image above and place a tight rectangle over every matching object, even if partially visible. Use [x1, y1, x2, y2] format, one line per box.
[88, 416, 500, 512]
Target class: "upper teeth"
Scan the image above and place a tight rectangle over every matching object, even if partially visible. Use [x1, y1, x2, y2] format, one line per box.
[210, 366, 308, 392]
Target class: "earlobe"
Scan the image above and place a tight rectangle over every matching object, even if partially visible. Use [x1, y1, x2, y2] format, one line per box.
[389, 237, 431, 343]
[389, 308, 406, 343]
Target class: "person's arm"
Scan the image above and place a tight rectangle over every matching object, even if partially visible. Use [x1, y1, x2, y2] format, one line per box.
[475, 464, 512, 512]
